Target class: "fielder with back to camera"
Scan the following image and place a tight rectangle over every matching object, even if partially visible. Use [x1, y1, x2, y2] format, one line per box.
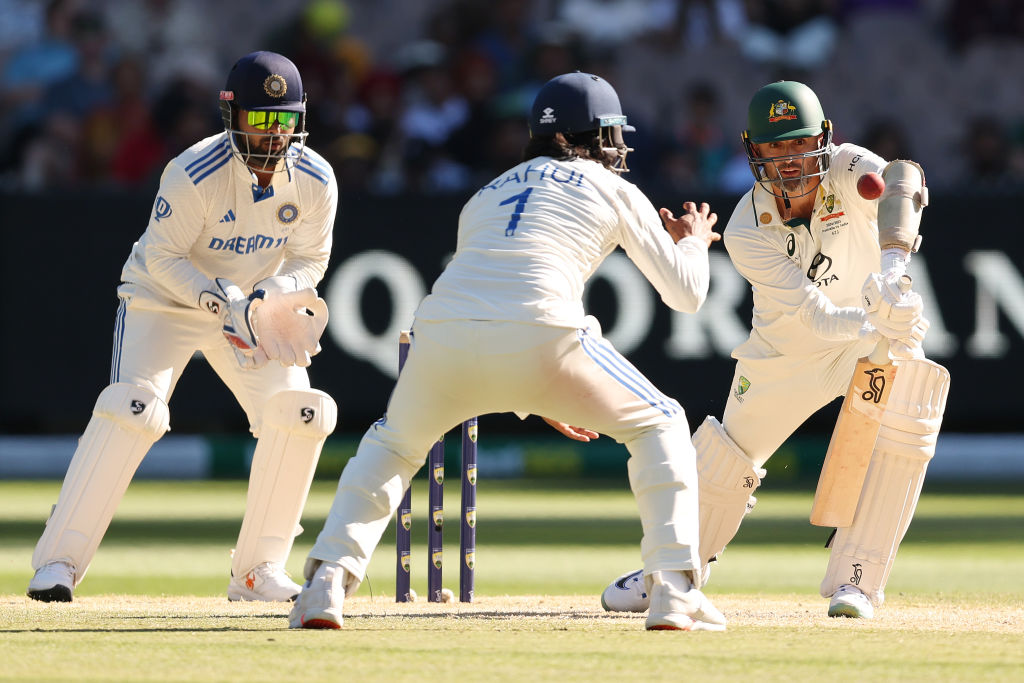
[289, 71, 725, 632]
[27, 51, 338, 604]
[601, 80, 950, 619]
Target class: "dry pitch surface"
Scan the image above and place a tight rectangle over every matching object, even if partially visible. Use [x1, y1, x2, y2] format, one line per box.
[4, 592, 1021, 632]
[3, 593, 1023, 682]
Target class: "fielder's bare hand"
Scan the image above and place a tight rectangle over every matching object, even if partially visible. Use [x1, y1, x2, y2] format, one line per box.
[659, 201, 721, 247]
[542, 417, 599, 442]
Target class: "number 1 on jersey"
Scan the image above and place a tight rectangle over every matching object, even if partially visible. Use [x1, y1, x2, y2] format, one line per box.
[500, 187, 533, 236]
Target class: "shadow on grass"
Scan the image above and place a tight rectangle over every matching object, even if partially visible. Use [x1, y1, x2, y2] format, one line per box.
[2, 514, 1019, 547]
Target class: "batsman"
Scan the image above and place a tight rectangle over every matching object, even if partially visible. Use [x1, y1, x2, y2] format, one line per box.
[602, 81, 949, 619]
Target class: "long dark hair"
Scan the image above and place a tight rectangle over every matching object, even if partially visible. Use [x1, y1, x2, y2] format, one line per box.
[522, 131, 618, 169]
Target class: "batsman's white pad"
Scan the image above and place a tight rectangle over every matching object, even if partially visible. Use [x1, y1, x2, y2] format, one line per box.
[232, 389, 337, 577]
[31, 383, 169, 585]
[878, 160, 927, 258]
[821, 358, 950, 606]
[694, 416, 765, 569]
[624, 422, 701, 576]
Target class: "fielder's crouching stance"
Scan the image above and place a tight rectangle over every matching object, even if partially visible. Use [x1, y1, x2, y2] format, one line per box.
[290, 72, 725, 632]
[28, 51, 338, 604]
[601, 81, 950, 619]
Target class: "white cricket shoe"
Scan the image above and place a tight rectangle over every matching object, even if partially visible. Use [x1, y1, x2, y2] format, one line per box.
[645, 570, 727, 631]
[601, 569, 649, 612]
[289, 559, 346, 629]
[27, 561, 75, 603]
[228, 562, 301, 602]
[828, 584, 875, 619]
[601, 564, 713, 613]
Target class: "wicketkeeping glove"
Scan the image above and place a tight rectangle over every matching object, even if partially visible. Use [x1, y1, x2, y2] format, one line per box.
[199, 278, 264, 367]
[250, 288, 329, 368]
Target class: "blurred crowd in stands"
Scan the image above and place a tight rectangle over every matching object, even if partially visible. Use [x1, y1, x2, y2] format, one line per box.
[3, 0, 1024, 196]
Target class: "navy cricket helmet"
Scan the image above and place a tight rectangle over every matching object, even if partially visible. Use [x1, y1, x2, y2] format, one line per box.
[222, 51, 306, 112]
[219, 51, 308, 172]
[529, 71, 634, 136]
[529, 72, 635, 172]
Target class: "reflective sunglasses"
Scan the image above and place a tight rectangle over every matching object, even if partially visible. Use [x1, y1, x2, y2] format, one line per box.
[246, 111, 299, 130]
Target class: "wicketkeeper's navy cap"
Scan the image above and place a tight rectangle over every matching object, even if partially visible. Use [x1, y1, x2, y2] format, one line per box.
[220, 51, 305, 112]
[529, 71, 635, 136]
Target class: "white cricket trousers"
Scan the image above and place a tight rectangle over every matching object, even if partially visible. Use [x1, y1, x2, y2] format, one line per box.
[309, 318, 702, 588]
[113, 285, 310, 430]
[722, 337, 873, 468]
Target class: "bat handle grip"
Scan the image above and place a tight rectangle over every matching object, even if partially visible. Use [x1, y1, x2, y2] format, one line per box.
[868, 338, 892, 365]
[868, 274, 913, 365]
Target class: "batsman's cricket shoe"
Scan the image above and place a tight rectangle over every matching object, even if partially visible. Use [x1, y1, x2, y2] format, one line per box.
[645, 570, 727, 631]
[228, 562, 301, 602]
[289, 559, 346, 629]
[27, 561, 75, 602]
[601, 564, 713, 613]
[828, 584, 875, 619]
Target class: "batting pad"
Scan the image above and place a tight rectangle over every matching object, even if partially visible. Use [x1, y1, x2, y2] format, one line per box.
[693, 416, 765, 569]
[821, 358, 950, 606]
[32, 383, 169, 585]
[232, 389, 337, 577]
[624, 422, 701, 577]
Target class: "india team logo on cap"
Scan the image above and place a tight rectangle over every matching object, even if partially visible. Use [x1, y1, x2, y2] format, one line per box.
[264, 74, 288, 98]
[768, 100, 797, 122]
[277, 202, 299, 224]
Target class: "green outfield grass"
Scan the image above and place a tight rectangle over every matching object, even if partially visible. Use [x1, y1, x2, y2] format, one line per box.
[1, 479, 1022, 681]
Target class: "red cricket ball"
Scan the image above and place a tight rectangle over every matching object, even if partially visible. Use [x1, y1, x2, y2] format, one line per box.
[857, 172, 885, 200]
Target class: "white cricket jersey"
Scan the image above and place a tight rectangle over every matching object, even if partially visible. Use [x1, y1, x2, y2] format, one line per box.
[414, 157, 710, 327]
[120, 132, 338, 307]
[725, 143, 887, 358]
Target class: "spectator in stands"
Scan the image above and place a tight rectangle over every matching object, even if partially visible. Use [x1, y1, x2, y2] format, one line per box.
[0, 0, 79, 178]
[397, 41, 472, 192]
[668, 81, 734, 190]
[739, 0, 840, 71]
[102, 55, 166, 186]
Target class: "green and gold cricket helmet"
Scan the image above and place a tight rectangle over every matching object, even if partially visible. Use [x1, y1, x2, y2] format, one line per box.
[743, 80, 833, 198]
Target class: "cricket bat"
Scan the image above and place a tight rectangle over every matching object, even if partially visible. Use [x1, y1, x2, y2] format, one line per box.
[810, 276, 912, 528]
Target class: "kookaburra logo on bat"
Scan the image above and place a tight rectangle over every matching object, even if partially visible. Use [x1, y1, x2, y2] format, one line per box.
[861, 368, 886, 403]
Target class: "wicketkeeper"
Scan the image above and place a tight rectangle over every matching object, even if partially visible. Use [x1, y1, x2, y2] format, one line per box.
[601, 80, 949, 619]
[27, 51, 337, 603]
